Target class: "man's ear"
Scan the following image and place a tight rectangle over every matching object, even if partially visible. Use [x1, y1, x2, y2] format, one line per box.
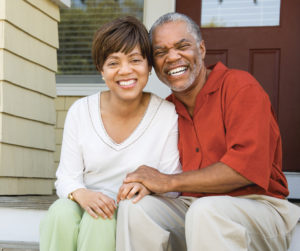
[200, 40, 206, 60]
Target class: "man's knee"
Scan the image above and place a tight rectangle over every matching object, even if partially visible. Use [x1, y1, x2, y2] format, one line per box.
[118, 196, 155, 221]
[118, 195, 183, 229]
[186, 196, 233, 222]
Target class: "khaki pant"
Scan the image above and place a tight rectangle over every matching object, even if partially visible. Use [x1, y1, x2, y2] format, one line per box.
[116, 195, 300, 251]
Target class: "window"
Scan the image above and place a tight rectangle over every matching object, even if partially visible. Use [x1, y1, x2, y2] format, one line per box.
[56, 0, 144, 84]
[201, 0, 281, 28]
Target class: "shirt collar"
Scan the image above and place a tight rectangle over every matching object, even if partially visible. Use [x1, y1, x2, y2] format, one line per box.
[201, 61, 228, 95]
[167, 61, 229, 118]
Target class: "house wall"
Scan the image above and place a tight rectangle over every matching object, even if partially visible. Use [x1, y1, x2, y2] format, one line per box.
[0, 0, 59, 194]
[54, 96, 81, 172]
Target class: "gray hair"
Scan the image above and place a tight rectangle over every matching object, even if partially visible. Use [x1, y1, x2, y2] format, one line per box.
[149, 12, 202, 45]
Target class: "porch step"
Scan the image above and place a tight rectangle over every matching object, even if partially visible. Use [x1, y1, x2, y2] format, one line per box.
[0, 196, 57, 244]
[0, 241, 39, 251]
[0, 195, 57, 210]
[0, 197, 299, 250]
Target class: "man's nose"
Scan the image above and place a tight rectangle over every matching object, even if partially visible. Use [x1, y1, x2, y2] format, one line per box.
[166, 48, 181, 62]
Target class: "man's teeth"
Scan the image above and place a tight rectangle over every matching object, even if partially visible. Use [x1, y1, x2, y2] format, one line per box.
[119, 80, 135, 86]
[168, 67, 187, 76]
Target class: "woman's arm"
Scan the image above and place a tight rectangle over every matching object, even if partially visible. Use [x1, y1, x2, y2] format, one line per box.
[55, 100, 117, 219]
[55, 101, 86, 198]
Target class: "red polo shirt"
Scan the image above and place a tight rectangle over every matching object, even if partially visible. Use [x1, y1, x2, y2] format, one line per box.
[167, 62, 289, 199]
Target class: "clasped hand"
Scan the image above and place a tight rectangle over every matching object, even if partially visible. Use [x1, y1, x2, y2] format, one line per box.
[72, 188, 117, 219]
[73, 181, 151, 219]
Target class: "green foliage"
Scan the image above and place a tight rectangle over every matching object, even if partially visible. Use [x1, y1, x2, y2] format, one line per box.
[57, 0, 143, 75]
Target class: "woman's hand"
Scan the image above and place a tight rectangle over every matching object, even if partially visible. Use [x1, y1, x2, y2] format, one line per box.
[117, 182, 151, 204]
[72, 188, 117, 219]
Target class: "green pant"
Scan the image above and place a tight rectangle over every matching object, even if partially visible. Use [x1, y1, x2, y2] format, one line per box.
[40, 198, 116, 251]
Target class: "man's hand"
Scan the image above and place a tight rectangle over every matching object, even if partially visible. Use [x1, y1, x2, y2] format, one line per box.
[117, 182, 151, 204]
[123, 165, 171, 194]
[72, 188, 116, 219]
[124, 163, 252, 195]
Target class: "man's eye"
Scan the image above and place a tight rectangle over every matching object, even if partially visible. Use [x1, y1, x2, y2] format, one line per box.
[154, 51, 165, 57]
[178, 44, 189, 50]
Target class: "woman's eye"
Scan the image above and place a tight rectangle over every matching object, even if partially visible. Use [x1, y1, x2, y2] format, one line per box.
[132, 58, 142, 63]
[107, 62, 118, 66]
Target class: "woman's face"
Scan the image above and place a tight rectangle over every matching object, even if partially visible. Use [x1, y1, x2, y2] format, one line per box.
[101, 46, 151, 102]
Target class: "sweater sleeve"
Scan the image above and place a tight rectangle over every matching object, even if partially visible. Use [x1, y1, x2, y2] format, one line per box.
[157, 102, 182, 197]
[55, 100, 86, 198]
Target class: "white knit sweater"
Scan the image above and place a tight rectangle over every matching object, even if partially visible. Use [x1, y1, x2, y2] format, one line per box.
[55, 92, 181, 201]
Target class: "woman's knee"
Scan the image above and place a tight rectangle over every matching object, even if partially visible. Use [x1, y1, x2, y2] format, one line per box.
[81, 210, 117, 230]
[47, 198, 83, 223]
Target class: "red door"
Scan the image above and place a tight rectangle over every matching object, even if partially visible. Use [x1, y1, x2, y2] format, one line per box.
[176, 0, 300, 172]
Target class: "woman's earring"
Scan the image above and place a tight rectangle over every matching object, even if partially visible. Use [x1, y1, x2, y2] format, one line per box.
[149, 71, 152, 76]
[102, 76, 105, 81]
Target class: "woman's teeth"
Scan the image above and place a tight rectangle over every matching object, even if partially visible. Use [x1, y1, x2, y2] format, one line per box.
[119, 80, 135, 86]
[168, 67, 187, 76]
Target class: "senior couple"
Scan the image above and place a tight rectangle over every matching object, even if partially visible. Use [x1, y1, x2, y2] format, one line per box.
[40, 13, 300, 251]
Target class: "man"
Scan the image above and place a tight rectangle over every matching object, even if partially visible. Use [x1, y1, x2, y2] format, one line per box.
[116, 13, 300, 251]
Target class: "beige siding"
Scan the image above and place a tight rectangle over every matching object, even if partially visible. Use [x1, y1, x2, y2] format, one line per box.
[1, 114, 55, 151]
[4, 0, 59, 48]
[0, 81, 55, 124]
[0, 144, 54, 178]
[26, 0, 60, 21]
[0, 50, 56, 97]
[2, 21, 57, 71]
[54, 96, 82, 173]
[0, 177, 54, 195]
[0, 0, 60, 195]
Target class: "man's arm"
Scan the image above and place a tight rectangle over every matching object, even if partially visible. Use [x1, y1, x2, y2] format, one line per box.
[124, 162, 252, 194]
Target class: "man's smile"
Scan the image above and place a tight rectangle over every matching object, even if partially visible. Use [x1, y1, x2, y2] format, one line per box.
[167, 66, 188, 76]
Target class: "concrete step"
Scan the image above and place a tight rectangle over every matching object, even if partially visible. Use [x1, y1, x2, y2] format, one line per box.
[0, 196, 57, 244]
[0, 196, 57, 210]
[0, 241, 39, 251]
[0, 196, 299, 250]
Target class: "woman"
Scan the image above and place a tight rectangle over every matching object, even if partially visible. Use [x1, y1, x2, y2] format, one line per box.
[39, 16, 181, 251]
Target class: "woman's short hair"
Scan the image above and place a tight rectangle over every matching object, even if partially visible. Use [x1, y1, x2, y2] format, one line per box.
[92, 16, 152, 71]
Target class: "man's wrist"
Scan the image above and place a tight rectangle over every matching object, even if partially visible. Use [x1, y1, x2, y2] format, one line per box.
[166, 173, 178, 193]
[170, 172, 185, 192]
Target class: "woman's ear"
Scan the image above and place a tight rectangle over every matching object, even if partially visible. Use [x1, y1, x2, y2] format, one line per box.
[100, 71, 105, 81]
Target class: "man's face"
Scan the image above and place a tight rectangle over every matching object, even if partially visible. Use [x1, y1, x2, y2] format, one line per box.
[152, 21, 205, 92]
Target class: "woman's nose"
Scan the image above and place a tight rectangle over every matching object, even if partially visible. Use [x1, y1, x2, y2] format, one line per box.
[119, 62, 132, 74]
